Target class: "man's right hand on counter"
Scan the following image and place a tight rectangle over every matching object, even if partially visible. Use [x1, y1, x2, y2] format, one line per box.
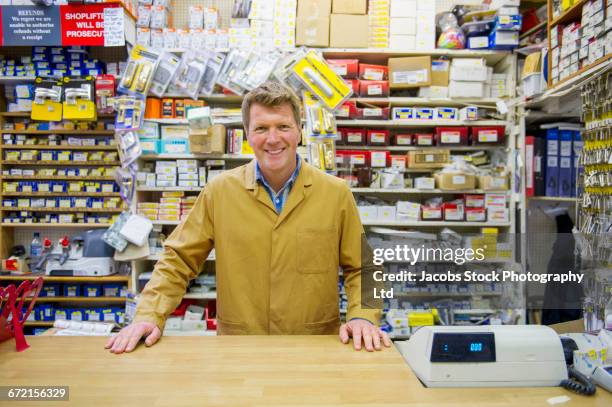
[105, 321, 161, 354]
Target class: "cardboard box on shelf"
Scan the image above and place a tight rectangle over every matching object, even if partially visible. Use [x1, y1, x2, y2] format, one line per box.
[297, 0, 332, 17]
[479, 175, 509, 191]
[431, 59, 450, 87]
[390, 18, 416, 36]
[407, 149, 450, 169]
[332, 0, 366, 14]
[388, 56, 431, 89]
[296, 16, 330, 47]
[330, 14, 368, 47]
[434, 172, 477, 190]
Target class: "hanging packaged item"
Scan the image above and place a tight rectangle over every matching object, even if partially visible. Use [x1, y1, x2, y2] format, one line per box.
[233, 51, 282, 92]
[307, 138, 337, 172]
[114, 164, 137, 206]
[303, 91, 337, 137]
[115, 131, 142, 167]
[199, 51, 226, 96]
[62, 76, 96, 121]
[118, 45, 161, 97]
[149, 52, 181, 98]
[216, 49, 251, 95]
[31, 77, 63, 122]
[172, 50, 208, 100]
[110, 96, 146, 131]
[287, 49, 352, 110]
[96, 75, 116, 115]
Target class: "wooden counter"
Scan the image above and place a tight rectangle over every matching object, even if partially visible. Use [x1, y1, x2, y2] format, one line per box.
[0, 336, 610, 406]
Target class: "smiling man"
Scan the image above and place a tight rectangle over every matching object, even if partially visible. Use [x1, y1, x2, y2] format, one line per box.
[106, 81, 389, 353]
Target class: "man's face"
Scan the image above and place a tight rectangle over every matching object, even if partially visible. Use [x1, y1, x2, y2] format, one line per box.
[246, 103, 300, 174]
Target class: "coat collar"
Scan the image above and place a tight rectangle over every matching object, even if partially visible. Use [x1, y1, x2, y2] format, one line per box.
[244, 156, 313, 190]
[244, 157, 313, 229]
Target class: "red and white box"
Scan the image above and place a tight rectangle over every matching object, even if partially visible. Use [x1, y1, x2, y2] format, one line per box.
[367, 129, 390, 146]
[370, 151, 390, 167]
[344, 79, 359, 94]
[436, 127, 469, 145]
[340, 128, 366, 145]
[464, 194, 485, 208]
[326, 59, 359, 78]
[487, 208, 509, 222]
[358, 80, 390, 97]
[471, 126, 505, 144]
[393, 133, 413, 146]
[414, 133, 434, 146]
[485, 193, 507, 208]
[390, 155, 407, 170]
[466, 207, 486, 221]
[421, 205, 443, 220]
[443, 202, 465, 221]
[359, 63, 388, 80]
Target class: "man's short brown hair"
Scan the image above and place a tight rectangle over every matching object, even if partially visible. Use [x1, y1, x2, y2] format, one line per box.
[241, 81, 301, 132]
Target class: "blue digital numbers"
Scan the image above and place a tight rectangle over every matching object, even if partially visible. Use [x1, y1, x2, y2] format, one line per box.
[469, 343, 483, 352]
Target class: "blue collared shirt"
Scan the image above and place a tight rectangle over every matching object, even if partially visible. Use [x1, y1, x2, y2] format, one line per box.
[255, 155, 301, 213]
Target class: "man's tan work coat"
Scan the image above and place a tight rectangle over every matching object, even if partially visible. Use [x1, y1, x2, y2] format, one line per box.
[134, 159, 381, 334]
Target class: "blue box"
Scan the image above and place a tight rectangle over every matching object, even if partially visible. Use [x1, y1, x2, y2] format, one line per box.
[63, 284, 81, 297]
[85, 308, 102, 322]
[100, 307, 117, 323]
[40, 283, 61, 297]
[414, 108, 435, 120]
[54, 308, 69, 320]
[103, 284, 123, 297]
[37, 304, 55, 321]
[572, 131, 583, 198]
[436, 107, 458, 120]
[494, 15, 522, 31]
[559, 129, 573, 197]
[489, 30, 519, 50]
[545, 128, 559, 197]
[83, 284, 102, 297]
[392, 107, 413, 120]
[69, 309, 86, 321]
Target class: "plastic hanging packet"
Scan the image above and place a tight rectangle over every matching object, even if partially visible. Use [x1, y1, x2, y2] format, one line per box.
[172, 50, 208, 100]
[216, 49, 250, 95]
[199, 50, 226, 96]
[115, 131, 143, 167]
[102, 212, 131, 252]
[233, 51, 282, 91]
[149, 51, 181, 98]
[114, 163, 137, 206]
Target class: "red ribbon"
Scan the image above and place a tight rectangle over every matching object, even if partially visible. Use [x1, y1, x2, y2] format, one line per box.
[0, 277, 43, 352]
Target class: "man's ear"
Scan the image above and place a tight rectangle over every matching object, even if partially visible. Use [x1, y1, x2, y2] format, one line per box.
[244, 128, 254, 148]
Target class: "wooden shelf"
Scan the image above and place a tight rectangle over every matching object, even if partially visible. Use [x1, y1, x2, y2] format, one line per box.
[24, 321, 54, 327]
[351, 188, 508, 194]
[2, 144, 118, 151]
[0, 176, 116, 181]
[0, 112, 115, 119]
[337, 145, 504, 152]
[2, 192, 120, 197]
[3, 161, 120, 166]
[361, 221, 511, 227]
[528, 196, 577, 202]
[0, 76, 36, 84]
[550, 0, 590, 27]
[140, 153, 253, 161]
[27, 296, 126, 303]
[0, 275, 129, 282]
[550, 54, 612, 88]
[1, 130, 114, 135]
[1, 223, 111, 228]
[1, 207, 123, 213]
[335, 119, 508, 127]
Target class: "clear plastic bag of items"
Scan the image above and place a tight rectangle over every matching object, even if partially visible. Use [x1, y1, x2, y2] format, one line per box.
[149, 52, 181, 98]
[109, 96, 146, 131]
[115, 131, 142, 167]
[172, 50, 208, 100]
[232, 51, 282, 91]
[216, 49, 251, 95]
[118, 45, 160, 97]
[199, 51, 226, 96]
[102, 211, 130, 252]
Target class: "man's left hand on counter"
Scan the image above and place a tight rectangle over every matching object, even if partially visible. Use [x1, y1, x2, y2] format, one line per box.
[339, 319, 392, 351]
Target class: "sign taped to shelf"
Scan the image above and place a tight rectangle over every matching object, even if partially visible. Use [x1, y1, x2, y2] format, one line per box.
[0, 4, 124, 46]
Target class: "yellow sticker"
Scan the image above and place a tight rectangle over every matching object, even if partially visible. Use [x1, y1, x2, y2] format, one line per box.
[588, 349, 597, 360]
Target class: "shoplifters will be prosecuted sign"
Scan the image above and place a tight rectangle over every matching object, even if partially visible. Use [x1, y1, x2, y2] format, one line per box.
[0, 4, 124, 46]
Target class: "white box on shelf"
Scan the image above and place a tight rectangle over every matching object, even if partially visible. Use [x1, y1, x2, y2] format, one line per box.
[378, 206, 397, 221]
